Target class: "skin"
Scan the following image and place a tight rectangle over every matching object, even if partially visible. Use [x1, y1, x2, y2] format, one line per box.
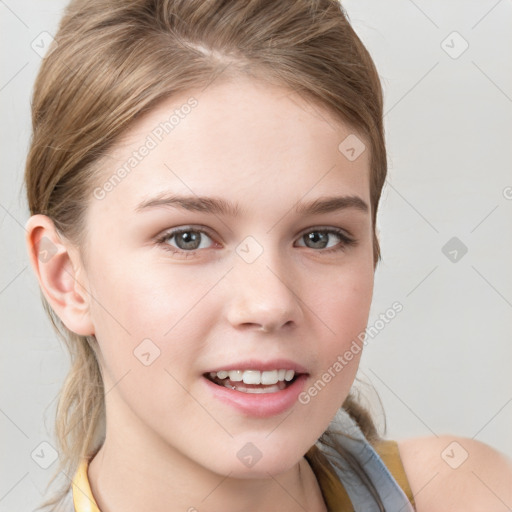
[27, 76, 374, 512]
[26, 75, 512, 511]
[399, 436, 512, 511]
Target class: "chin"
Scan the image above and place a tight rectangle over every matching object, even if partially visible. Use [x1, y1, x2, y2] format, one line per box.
[216, 459, 299, 480]
[207, 441, 305, 480]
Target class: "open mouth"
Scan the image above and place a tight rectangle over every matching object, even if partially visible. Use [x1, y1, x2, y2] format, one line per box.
[203, 370, 301, 394]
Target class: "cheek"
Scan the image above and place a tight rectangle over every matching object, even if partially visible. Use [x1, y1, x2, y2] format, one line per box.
[306, 263, 373, 399]
[86, 263, 213, 425]
[87, 259, 226, 375]
[314, 264, 374, 344]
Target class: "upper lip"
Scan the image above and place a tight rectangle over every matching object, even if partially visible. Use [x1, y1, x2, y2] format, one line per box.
[204, 359, 309, 374]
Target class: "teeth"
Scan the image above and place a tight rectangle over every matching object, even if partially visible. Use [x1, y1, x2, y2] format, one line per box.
[243, 370, 260, 384]
[208, 369, 296, 385]
[261, 370, 278, 385]
[284, 369, 295, 382]
[224, 381, 287, 393]
[228, 370, 243, 382]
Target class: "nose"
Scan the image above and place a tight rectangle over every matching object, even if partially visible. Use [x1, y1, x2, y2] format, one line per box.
[225, 251, 304, 333]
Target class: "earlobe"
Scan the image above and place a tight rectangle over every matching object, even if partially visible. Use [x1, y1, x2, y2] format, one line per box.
[25, 214, 95, 336]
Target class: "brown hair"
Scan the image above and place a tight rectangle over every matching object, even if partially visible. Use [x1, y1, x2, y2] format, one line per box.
[25, 0, 387, 509]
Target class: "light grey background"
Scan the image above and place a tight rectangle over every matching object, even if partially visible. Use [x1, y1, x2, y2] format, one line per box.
[1, 1, 511, 510]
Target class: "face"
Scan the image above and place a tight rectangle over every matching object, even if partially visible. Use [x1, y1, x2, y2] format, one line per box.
[80, 75, 374, 477]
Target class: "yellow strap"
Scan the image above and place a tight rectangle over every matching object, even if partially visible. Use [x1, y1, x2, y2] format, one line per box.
[372, 440, 416, 509]
[72, 459, 101, 512]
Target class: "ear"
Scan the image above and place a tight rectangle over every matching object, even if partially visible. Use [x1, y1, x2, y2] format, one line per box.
[25, 214, 94, 336]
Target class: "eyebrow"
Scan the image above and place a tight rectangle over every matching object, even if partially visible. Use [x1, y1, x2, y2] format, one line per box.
[135, 193, 369, 216]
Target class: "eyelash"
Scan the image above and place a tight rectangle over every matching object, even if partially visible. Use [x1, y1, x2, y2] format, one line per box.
[155, 226, 357, 257]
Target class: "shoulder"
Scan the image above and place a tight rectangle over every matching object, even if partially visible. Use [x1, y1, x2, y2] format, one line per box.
[397, 435, 512, 512]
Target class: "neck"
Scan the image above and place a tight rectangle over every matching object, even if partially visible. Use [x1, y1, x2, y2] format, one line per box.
[87, 409, 327, 512]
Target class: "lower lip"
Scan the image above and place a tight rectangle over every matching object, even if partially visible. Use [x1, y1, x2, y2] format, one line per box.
[202, 374, 309, 418]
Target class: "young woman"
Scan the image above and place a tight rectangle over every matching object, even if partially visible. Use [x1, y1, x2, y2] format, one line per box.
[24, 0, 512, 511]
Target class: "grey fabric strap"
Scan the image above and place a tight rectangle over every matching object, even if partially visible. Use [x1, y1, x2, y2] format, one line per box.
[319, 408, 415, 512]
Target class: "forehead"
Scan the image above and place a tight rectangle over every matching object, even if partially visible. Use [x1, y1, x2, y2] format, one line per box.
[90, 76, 371, 219]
